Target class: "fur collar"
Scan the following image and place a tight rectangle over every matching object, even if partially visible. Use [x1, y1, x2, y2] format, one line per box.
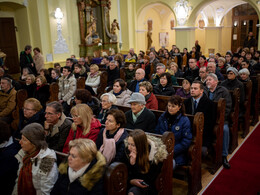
[59, 151, 106, 191]
[124, 134, 168, 164]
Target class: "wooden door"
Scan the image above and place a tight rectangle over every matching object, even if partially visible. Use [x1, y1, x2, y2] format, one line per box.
[0, 18, 20, 74]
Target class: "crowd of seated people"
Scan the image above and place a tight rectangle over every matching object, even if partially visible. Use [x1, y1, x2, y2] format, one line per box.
[1, 41, 260, 194]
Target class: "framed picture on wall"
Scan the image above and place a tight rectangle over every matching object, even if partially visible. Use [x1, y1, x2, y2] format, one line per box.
[159, 32, 169, 47]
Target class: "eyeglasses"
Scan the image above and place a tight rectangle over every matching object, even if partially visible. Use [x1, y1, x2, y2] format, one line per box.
[199, 71, 206, 73]
[44, 112, 57, 116]
[101, 100, 109, 103]
[71, 115, 80, 118]
[23, 107, 35, 111]
[227, 72, 234, 75]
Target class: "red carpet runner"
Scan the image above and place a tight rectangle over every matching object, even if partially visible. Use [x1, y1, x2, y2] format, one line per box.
[202, 122, 260, 195]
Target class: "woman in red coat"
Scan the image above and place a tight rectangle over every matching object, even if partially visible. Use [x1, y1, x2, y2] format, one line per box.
[62, 104, 101, 153]
[139, 81, 158, 110]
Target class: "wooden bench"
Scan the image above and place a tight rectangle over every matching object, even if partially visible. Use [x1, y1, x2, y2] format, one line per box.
[76, 77, 86, 89]
[154, 94, 170, 111]
[228, 88, 240, 153]
[120, 67, 126, 81]
[55, 130, 174, 195]
[250, 74, 260, 125]
[49, 82, 59, 102]
[97, 71, 108, 98]
[11, 89, 28, 131]
[176, 77, 184, 86]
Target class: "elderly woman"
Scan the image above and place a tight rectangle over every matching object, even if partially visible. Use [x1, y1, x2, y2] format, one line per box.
[109, 78, 132, 106]
[13, 123, 58, 194]
[153, 73, 175, 96]
[20, 67, 32, 81]
[0, 121, 19, 195]
[139, 81, 158, 110]
[96, 109, 128, 164]
[155, 95, 192, 169]
[33, 75, 50, 107]
[175, 78, 192, 98]
[217, 57, 230, 71]
[98, 93, 118, 124]
[22, 74, 36, 98]
[239, 68, 250, 82]
[85, 64, 101, 95]
[123, 129, 167, 195]
[62, 104, 101, 154]
[14, 98, 45, 139]
[74, 89, 100, 117]
[51, 139, 106, 194]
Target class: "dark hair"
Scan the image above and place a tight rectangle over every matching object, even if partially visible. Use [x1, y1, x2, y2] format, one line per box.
[0, 121, 11, 144]
[51, 69, 60, 76]
[107, 109, 126, 128]
[167, 95, 185, 115]
[74, 64, 82, 69]
[46, 101, 63, 113]
[160, 72, 172, 86]
[114, 78, 126, 91]
[189, 57, 197, 62]
[103, 56, 110, 62]
[225, 52, 232, 56]
[192, 80, 204, 90]
[33, 47, 41, 53]
[200, 55, 206, 60]
[63, 66, 71, 72]
[243, 59, 250, 65]
[24, 45, 32, 51]
[54, 63, 61, 68]
[216, 53, 221, 57]
[75, 89, 92, 103]
[66, 58, 74, 63]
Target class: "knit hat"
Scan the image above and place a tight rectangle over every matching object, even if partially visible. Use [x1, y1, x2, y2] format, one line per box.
[21, 123, 47, 150]
[227, 67, 239, 77]
[128, 92, 146, 105]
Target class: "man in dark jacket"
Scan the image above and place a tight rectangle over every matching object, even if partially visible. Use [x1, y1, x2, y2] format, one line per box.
[205, 73, 232, 169]
[128, 68, 147, 92]
[243, 32, 257, 48]
[44, 101, 72, 152]
[184, 81, 215, 156]
[125, 93, 156, 133]
[107, 60, 120, 87]
[183, 58, 199, 81]
[20, 45, 37, 75]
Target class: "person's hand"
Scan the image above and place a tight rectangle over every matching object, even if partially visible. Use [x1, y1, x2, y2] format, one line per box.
[130, 179, 148, 188]
[129, 149, 137, 165]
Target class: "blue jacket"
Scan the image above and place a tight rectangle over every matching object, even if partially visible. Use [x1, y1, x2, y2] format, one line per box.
[155, 112, 192, 165]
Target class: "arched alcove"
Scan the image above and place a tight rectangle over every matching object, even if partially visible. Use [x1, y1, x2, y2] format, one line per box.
[136, 2, 176, 52]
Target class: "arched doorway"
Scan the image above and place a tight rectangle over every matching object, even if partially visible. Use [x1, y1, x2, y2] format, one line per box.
[136, 3, 176, 52]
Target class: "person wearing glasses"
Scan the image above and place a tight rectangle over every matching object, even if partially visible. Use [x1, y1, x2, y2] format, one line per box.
[127, 68, 147, 92]
[44, 101, 72, 152]
[62, 104, 101, 154]
[14, 98, 45, 139]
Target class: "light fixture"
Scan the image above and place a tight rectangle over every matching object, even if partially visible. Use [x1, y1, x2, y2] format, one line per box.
[243, 21, 247, 26]
[174, 0, 192, 26]
[54, 8, 69, 54]
[257, 1, 260, 5]
[234, 21, 238, 27]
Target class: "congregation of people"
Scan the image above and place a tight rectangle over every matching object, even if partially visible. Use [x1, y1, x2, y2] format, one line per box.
[0, 32, 259, 195]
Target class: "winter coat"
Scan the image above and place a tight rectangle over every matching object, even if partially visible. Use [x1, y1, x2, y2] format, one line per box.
[33, 84, 50, 107]
[0, 138, 19, 195]
[125, 69, 135, 85]
[74, 66, 87, 79]
[19, 51, 37, 74]
[107, 67, 120, 87]
[58, 74, 77, 105]
[151, 74, 178, 86]
[155, 112, 192, 165]
[127, 78, 147, 92]
[96, 128, 128, 163]
[85, 71, 101, 94]
[51, 152, 106, 195]
[22, 83, 36, 98]
[123, 135, 168, 195]
[46, 113, 72, 152]
[125, 107, 156, 133]
[12, 148, 58, 195]
[14, 109, 45, 139]
[62, 118, 101, 153]
[109, 89, 132, 106]
[153, 84, 175, 96]
[33, 53, 44, 74]
[175, 88, 191, 98]
[145, 93, 158, 110]
[97, 105, 118, 124]
[0, 87, 16, 117]
[183, 67, 199, 82]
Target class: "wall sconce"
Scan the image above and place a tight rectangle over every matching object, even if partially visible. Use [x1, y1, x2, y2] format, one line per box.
[234, 21, 238, 27]
[54, 8, 69, 54]
[174, 0, 192, 26]
[243, 20, 247, 26]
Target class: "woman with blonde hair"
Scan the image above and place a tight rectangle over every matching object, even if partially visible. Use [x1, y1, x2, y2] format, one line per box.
[62, 104, 101, 153]
[168, 62, 183, 77]
[51, 139, 106, 194]
[14, 98, 45, 139]
[33, 75, 50, 107]
[85, 64, 101, 95]
[123, 129, 168, 195]
[22, 74, 36, 98]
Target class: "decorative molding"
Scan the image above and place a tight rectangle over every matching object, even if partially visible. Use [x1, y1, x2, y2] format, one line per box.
[172, 26, 196, 30]
[174, 0, 192, 26]
[23, 0, 28, 7]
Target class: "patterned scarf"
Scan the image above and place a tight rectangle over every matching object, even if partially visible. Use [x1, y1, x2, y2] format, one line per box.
[18, 150, 40, 195]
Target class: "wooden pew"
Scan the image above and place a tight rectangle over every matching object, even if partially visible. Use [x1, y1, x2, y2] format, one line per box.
[11, 89, 28, 131]
[241, 80, 252, 137]
[228, 88, 240, 153]
[97, 71, 108, 98]
[120, 67, 126, 80]
[76, 77, 86, 89]
[155, 94, 170, 111]
[55, 130, 174, 195]
[48, 82, 59, 102]
[176, 77, 184, 86]
[250, 74, 260, 125]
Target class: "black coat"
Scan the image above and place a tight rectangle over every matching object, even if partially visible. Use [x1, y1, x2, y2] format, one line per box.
[33, 84, 50, 107]
[125, 107, 156, 133]
[184, 94, 215, 147]
[183, 67, 199, 82]
[22, 83, 36, 98]
[107, 67, 120, 87]
[96, 128, 128, 163]
[153, 84, 175, 96]
[127, 79, 147, 92]
[19, 51, 37, 74]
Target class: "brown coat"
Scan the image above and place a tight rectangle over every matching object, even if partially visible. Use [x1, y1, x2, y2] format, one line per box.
[0, 87, 16, 117]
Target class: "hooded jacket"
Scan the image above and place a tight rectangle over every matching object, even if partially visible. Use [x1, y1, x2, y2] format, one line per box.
[85, 71, 101, 94]
[51, 152, 106, 195]
[108, 89, 132, 106]
[0, 87, 16, 117]
[12, 148, 58, 195]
